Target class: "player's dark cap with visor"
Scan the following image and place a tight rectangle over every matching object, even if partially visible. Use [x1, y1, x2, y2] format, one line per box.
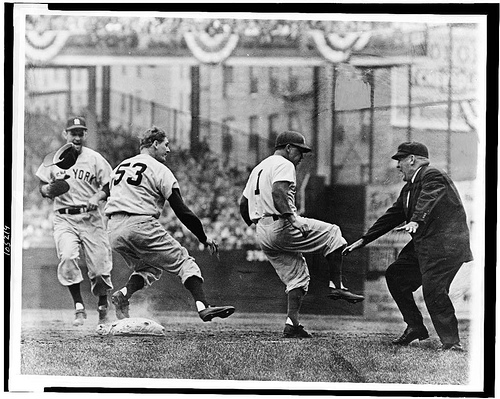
[391, 141, 429, 160]
[275, 131, 312, 153]
[66, 116, 87, 131]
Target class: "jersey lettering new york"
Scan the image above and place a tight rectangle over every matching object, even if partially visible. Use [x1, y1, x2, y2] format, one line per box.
[36, 146, 112, 210]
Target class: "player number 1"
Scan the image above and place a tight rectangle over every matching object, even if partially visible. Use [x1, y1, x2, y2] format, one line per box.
[254, 169, 263, 195]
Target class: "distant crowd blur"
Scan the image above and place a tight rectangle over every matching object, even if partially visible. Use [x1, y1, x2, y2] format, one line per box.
[23, 113, 258, 250]
[26, 15, 378, 50]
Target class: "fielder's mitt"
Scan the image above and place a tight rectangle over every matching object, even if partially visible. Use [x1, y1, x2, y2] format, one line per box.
[46, 179, 70, 198]
[43, 143, 79, 170]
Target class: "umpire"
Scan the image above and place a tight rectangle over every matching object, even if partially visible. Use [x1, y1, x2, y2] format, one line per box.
[344, 141, 473, 351]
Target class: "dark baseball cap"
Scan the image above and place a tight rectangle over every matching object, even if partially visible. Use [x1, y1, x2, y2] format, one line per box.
[66, 116, 87, 131]
[391, 141, 429, 160]
[275, 131, 312, 153]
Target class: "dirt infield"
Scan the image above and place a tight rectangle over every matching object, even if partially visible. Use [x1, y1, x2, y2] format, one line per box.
[11, 308, 475, 391]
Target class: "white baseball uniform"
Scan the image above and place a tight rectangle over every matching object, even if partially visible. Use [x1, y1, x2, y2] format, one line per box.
[243, 154, 346, 293]
[36, 146, 113, 295]
[104, 153, 203, 286]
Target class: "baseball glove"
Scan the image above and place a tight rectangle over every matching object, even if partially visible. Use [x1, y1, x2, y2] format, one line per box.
[43, 143, 79, 170]
[46, 179, 70, 198]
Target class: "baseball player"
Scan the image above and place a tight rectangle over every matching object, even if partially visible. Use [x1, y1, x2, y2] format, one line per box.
[36, 116, 113, 326]
[104, 126, 235, 322]
[239, 131, 364, 338]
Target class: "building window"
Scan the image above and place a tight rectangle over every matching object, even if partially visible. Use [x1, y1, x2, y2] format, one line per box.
[222, 117, 234, 163]
[223, 66, 233, 98]
[288, 111, 300, 131]
[136, 91, 142, 113]
[268, 114, 279, 152]
[249, 115, 260, 162]
[269, 67, 279, 95]
[249, 66, 258, 94]
[360, 110, 370, 142]
[335, 120, 345, 142]
[288, 67, 299, 92]
[121, 93, 126, 113]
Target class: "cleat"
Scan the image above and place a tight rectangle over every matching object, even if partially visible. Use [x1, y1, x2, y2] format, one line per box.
[438, 343, 464, 352]
[392, 326, 429, 345]
[111, 291, 130, 319]
[73, 309, 87, 326]
[98, 305, 109, 325]
[198, 305, 235, 322]
[327, 288, 365, 303]
[283, 324, 312, 338]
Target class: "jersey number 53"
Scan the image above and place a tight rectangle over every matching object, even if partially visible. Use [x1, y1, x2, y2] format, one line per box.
[113, 162, 147, 187]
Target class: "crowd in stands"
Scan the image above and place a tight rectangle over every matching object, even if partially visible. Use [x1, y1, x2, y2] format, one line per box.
[23, 117, 258, 250]
[25, 15, 382, 51]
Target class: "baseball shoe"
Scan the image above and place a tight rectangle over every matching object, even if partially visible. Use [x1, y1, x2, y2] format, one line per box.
[283, 324, 312, 338]
[111, 291, 130, 320]
[438, 343, 464, 352]
[97, 305, 109, 325]
[392, 326, 429, 345]
[327, 288, 365, 303]
[73, 309, 87, 326]
[198, 305, 235, 322]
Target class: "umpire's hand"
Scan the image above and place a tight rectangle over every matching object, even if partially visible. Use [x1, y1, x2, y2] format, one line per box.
[342, 238, 365, 255]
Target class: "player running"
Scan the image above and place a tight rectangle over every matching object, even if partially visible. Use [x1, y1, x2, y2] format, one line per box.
[104, 126, 235, 322]
[239, 131, 364, 338]
[36, 116, 113, 327]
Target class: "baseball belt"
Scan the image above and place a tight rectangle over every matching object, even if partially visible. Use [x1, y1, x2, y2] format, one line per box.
[57, 206, 87, 215]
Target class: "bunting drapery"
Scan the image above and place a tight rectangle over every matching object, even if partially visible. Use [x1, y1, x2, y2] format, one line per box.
[25, 30, 71, 62]
[309, 30, 372, 63]
[183, 31, 239, 64]
[24, 25, 373, 64]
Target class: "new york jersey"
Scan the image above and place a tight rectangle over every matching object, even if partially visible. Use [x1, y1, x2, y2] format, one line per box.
[104, 153, 179, 218]
[36, 146, 112, 211]
[243, 154, 297, 221]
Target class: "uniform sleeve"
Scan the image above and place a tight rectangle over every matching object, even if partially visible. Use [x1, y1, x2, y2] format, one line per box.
[242, 170, 254, 198]
[35, 163, 52, 183]
[362, 191, 406, 245]
[411, 168, 447, 225]
[95, 154, 113, 187]
[158, 166, 179, 200]
[271, 159, 295, 184]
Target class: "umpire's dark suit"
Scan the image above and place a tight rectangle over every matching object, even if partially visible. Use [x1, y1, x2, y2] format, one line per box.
[362, 165, 473, 345]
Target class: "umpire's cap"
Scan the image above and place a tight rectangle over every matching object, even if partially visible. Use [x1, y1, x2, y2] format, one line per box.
[275, 131, 312, 153]
[66, 116, 87, 131]
[391, 141, 429, 160]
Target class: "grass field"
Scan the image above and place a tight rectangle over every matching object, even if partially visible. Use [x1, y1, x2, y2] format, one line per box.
[12, 308, 477, 393]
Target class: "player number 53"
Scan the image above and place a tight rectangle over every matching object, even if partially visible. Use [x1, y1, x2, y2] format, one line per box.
[113, 162, 147, 186]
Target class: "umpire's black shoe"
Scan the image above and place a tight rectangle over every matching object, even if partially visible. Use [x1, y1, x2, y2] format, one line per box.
[283, 324, 312, 338]
[327, 288, 365, 303]
[111, 291, 130, 320]
[438, 343, 464, 352]
[199, 305, 235, 322]
[392, 326, 429, 345]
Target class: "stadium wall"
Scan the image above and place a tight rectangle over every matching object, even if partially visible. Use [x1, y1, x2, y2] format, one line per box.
[21, 247, 366, 316]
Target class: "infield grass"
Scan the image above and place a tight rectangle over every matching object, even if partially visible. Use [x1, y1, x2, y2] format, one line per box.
[17, 309, 473, 388]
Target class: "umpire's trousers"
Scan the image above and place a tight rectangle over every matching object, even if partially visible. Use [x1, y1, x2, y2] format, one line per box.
[385, 241, 463, 345]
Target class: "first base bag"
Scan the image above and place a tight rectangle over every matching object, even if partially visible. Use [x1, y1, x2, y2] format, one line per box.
[96, 317, 166, 336]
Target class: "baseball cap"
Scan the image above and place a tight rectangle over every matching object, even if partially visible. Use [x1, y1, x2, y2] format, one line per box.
[275, 131, 312, 153]
[391, 141, 429, 160]
[66, 116, 87, 131]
